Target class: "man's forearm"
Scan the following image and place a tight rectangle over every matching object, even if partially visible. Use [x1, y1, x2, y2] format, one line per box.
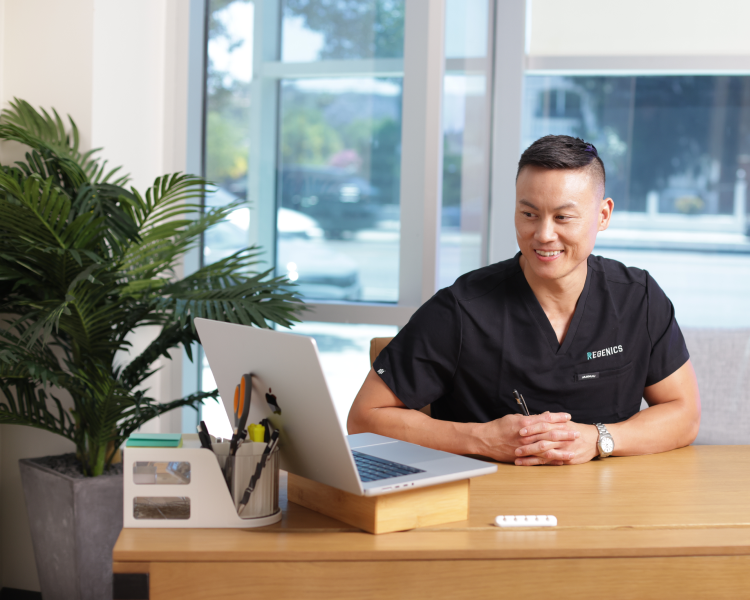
[608, 397, 700, 456]
[349, 404, 482, 456]
[348, 368, 578, 463]
[607, 361, 701, 457]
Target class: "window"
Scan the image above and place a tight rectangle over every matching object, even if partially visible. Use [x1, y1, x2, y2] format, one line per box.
[196, 1, 750, 433]
[521, 1, 750, 327]
[200, 0, 495, 428]
[276, 76, 403, 302]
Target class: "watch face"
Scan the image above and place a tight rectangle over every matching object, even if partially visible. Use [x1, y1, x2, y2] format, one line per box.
[601, 437, 615, 454]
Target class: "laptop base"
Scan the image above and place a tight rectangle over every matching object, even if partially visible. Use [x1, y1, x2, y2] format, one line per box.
[287, 473, 469, 534]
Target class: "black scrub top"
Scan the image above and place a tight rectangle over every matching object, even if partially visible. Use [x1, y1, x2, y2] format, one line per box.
[373, 253, 689, 425]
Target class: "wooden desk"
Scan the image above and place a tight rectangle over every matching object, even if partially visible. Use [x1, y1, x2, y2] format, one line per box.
[113, 446, 750, 599]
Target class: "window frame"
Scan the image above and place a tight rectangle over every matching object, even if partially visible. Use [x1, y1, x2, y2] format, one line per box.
[187, 0, 502, 411]
[489, 3, 750, 264]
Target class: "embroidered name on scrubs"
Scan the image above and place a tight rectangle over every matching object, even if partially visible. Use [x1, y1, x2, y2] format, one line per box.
[587, 345, 623, 360]
[577, 372, 599, 381]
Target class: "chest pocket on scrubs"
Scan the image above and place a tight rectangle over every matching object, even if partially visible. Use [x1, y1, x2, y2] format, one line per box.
[571, 362, 633, 422]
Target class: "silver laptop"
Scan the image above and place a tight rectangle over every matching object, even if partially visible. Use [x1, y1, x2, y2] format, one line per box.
[195, 318, 497, 496]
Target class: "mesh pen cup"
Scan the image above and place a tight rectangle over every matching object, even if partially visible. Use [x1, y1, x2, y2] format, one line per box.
[215, 442, 280, 520]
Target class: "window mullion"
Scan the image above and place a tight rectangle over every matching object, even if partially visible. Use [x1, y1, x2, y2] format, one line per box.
[488, 0, 526, 264]
[398, 0, 446, 305]
[247, 0, 281, 272]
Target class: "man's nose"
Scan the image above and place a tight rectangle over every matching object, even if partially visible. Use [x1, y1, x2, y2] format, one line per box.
[534, 216, 557, 243]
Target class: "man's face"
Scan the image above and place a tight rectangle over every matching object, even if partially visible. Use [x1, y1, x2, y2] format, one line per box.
[514, 165, 613, 283]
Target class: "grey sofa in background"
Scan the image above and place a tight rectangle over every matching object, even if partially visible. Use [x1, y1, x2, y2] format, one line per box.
[679, 328, 750, 445]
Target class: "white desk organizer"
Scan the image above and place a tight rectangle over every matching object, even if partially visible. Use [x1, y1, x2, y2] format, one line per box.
[122, 435, 282, 529]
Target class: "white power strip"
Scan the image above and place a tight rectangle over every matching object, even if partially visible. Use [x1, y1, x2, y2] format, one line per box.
[494, 515, 557, 527]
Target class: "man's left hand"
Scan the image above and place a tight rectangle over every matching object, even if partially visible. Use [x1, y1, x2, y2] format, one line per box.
[514, 421, 600, 466]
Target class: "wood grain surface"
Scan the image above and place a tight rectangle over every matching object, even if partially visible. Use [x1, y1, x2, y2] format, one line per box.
[287, 473, 468, 533]
[113, 446, 750, 598]
[148, 557, 750, 600]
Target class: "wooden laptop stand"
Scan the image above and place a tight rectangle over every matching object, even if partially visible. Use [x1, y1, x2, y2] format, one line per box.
[287, 473, 469, 534]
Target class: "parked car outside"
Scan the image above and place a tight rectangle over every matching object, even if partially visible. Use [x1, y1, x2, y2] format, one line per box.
[278, 165, 382, 239]
[203, 187, 361, 301]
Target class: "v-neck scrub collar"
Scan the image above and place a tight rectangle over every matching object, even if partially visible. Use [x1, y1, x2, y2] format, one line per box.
[517, 254, 593, 356]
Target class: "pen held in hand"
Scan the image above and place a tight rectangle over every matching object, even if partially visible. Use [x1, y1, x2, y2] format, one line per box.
[513, 389, 531, 416]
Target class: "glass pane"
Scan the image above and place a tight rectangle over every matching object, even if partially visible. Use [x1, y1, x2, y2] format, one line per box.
[277, 78, 402, 302]
[289, 322, 399, 430]
[522, 75, 750, 326]
[445, 0, 489, 59]
[206, 0, 254, 196]
[591, 249, 750, 328]
[281, 0, 405, 62]
[523, 75, 750, 220]
[440, 75, 490, 289]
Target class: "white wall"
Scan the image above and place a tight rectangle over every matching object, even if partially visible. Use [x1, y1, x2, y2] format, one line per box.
[530, 0, 750, 56]
[91, 0, 190, 190]
[0, 0, 193, 590]
[91, 0, 192, 435]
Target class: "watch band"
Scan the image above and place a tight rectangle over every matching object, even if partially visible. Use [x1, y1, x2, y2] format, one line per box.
[595, 423, 614, 458]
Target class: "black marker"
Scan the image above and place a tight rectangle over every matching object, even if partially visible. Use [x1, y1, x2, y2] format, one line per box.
[513, 389, 530, 416]
[197, 420, 213, 451]
[237, 429, 280, 513]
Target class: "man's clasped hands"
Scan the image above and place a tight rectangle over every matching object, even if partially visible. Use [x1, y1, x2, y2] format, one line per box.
[475, 412, 601, 466]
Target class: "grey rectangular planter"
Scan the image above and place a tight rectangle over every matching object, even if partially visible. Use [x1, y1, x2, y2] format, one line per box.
[19, 455, 123, 600]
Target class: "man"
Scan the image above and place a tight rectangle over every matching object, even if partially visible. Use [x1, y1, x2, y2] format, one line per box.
[348, 135, 700, 466]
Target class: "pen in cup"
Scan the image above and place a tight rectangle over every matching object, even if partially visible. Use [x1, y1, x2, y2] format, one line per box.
[197, 420, 214, 450]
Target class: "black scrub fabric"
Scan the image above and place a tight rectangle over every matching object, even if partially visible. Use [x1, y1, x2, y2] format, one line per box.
[373, 253, 689, 425]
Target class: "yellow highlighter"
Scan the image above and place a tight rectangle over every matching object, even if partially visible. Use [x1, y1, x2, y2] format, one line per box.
[247, 423, 265, 443]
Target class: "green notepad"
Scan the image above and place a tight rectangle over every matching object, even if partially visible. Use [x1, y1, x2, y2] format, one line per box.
[126, 433, 183, 448]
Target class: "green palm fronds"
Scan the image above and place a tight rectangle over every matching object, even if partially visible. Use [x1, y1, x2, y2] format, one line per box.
[0, 98, 304, 476]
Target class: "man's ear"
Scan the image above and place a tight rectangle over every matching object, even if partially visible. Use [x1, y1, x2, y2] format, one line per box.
[598, 197, 614, 231]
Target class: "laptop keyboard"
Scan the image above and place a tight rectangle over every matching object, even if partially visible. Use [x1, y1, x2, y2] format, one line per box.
[352, 450, 425, 482]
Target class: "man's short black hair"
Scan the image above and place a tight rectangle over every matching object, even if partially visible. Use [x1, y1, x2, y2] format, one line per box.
[517, 135, 606, 196]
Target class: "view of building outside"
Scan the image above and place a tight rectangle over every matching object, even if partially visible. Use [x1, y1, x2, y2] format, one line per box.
[522, 75, 750, 327]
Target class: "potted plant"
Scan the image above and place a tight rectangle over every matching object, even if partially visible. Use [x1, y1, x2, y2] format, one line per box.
[0, 99, 303, 600]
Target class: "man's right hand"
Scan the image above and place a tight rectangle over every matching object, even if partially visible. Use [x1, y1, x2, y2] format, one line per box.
[473, 411, 579, 463]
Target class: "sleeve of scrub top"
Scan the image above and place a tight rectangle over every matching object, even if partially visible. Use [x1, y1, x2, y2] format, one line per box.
[372, 288, 461, 410]
[645, 273, 690, 386]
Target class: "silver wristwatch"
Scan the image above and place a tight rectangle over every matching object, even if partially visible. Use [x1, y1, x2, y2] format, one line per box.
[595, 423, 615, 458]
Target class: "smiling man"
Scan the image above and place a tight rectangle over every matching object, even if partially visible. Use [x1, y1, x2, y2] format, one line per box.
[348, 135, 701, 466]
